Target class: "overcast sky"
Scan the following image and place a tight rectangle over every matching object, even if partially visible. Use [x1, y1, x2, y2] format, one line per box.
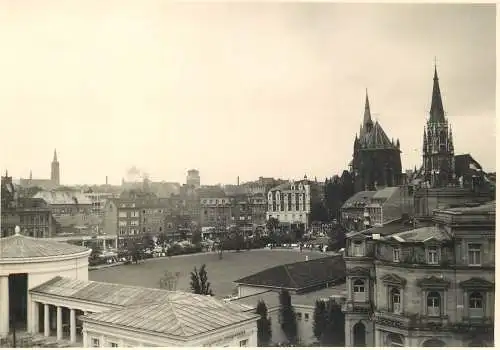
[0, 2, 495, 185]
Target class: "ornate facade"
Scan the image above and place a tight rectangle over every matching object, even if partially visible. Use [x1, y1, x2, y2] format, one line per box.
[352, 92, 402, 192]
[343, 201, 495, 347]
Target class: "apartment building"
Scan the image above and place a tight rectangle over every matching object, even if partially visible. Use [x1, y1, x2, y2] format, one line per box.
[343, 201, 495, 347]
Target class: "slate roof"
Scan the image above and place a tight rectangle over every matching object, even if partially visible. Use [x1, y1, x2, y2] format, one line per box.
[360, 121, 398, 150]
[31, 276, 252, 313]
[80, 301, 258, 338]
[441, 201, 495, 214]
[234, 256, 345, 291]
[355, 217, 432, 237]
[341, 191, 376, 209]
[33, 191, 92, 205]
[0, 234, 90, 259]
[383, 226, 450, 243]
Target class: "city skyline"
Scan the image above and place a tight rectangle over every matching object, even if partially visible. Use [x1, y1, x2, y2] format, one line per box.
[0, 2, 495, 185]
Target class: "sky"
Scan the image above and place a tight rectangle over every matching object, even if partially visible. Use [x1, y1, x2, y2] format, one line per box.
[0, 2, 495, 186]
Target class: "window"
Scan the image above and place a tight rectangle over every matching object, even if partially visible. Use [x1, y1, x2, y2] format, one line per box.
[426, 291, 441, 317]
[353, 241, 363, 256]
[304, 313, 309, 322]
[390, 288, 401, 314]
[393, 248, 401, 262]
[469, 292, 484, 318]
[427, 247, 439, 265]
[468, 244, 482, 266]
[296, 312, 302, 320]
[91, 338, 100, 347]
[353, 279, 366, 302]
[109, 342, 118, 348]
[239, 339, 248, 347]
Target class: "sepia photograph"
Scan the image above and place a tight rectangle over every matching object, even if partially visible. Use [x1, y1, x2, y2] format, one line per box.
[0, 1, 495, 348]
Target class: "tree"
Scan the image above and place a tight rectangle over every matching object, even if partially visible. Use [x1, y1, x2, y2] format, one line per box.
[159, 270, 181, 291]
[126, 238, 142, 264]
[320, 300, 345, 346]
[191, 229, 202, 246]
[190, 264, 213, 295]
[313, 299, 327, 342]
[266, 217, 280, 233]
[279, 289, 297, 345]
[256, 300, 272, 346]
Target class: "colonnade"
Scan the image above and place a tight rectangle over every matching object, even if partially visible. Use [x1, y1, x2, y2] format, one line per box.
[32, 301, 84, 344]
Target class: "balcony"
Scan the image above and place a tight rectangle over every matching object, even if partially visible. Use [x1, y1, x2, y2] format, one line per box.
[373, 309, 411, 329]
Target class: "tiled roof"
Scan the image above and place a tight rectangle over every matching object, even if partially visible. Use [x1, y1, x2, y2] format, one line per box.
[341, 191, 376, 209]
[33, 191, 92, 205]
[383, 226, 450, 243]
[234, 256, 345, 291]
[360, 121, 397, 150]
[372, 186, 399, 200]
[0, 234, 90, 259]
[356, 217, 432, 237]
[31, 276, 252, 313]
[81, 301, 258, 338]
[440, 201, 495, 214]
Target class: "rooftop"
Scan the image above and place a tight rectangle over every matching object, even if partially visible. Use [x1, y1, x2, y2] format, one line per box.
[234, 256, 345, 291]
[382, 225, 450, 243]
[0, 234, 90, 260]
[350, 217, 432, 237]
[438, 201, 496, 215]
[341, 191, 377, 209]
[33, 191, 92, 206]
[31, 276, 252, 313]
[81, 300, 258, 339]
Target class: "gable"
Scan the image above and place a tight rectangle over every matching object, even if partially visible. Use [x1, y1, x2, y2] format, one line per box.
[459, 277, 494, 290]
[380, 273, 407, 287]
[416, 276, 451, 289]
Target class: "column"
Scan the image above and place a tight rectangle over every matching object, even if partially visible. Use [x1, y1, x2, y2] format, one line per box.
[82, 330, 88, 347]
[32, 302, 39, 334]
[44, 304, 50, 337]
[0, 275, 9, 338]
[56, 306, 62, 340]
[374, 329, 381, 347]
[70, 309, 76, 343]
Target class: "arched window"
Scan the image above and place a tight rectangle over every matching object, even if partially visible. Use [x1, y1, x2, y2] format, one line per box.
[387, 333, 404, 347]
[426, 291, 441, 316]
[469, 292, 484, 317]
[353, 322, 366, 347]
[390, 288, 401, 314]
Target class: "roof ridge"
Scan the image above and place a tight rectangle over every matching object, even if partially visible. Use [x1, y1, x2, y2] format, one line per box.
[169, 302, 191, 337]
[282, 265, 297, 288]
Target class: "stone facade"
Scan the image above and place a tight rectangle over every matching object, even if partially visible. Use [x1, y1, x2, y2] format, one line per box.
[343, 202, 495, 347]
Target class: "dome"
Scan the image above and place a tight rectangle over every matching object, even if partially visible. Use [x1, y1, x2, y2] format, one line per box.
[0, 233, 90, 260]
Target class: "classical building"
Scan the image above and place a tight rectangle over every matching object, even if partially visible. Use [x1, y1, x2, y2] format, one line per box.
[199, 187, 232, 229]
[351, 92, 402, 192]
[343, 201, 495, 347]
[266, 177, 321, 230]
[19, 150, 61, 190]
[0, 232, 259, 348]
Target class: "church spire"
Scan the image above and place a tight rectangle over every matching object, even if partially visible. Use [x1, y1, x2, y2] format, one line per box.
[364, 89, 373, 128]
[53, 149, 58, 162]
[429, 60, 445, 123]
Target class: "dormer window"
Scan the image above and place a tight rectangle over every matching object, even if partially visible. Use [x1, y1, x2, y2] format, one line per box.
[427, 246, 439, 265]
[393, 248, 401, 263]
[353, 241, 363, 257]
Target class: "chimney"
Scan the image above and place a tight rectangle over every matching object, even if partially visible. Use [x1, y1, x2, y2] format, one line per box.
[106, 176, 108, 185]
[237, 176, 240, 186]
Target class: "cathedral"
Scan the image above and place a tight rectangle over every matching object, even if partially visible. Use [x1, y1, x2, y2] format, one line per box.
[351, 92, 402, 192]
[421, 66, 455, 187]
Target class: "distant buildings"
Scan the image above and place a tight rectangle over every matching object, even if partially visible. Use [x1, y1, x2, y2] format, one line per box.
[266, 176, 322, 230]
[33, 190, 92, 217]
[343, 201, 495, 347]
[186, 169, 201, 189]
[19, 149, 61, 190]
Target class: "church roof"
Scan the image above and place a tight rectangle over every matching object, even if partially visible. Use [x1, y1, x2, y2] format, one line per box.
[0, 234, 90, 260]
[360, 121, 398, 150]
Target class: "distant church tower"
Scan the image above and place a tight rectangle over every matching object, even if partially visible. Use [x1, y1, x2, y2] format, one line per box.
[51, 149, 60, 186]
[422, 64, 455, 187]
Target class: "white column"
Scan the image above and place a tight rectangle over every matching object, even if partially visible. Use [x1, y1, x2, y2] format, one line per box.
[82, 329, 88, 347]
[374, 329, 381, 347]
[70, 309, 76, 343]
[32, 302, 39, 334]
[44, 304, 50, 337]
[56, 306, 62, 340]
[0, 275, 9, 338]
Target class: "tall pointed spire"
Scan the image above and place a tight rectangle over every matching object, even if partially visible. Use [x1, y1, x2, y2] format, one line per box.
[429, 60, 445, 123]
[364, 88, 373, 128]
[53, 149, 58, 162]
